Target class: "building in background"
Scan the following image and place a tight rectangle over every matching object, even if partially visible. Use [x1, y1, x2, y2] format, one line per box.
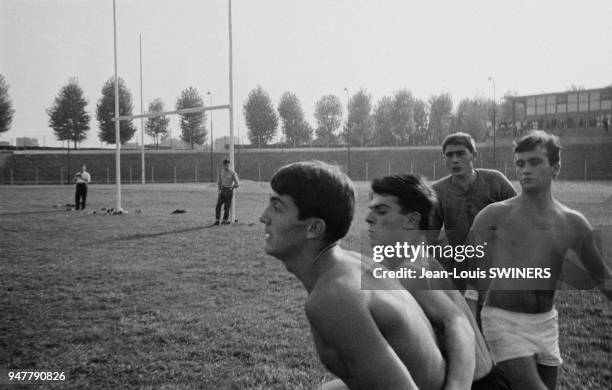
[16, 137, 39, 147]
[506, 86, 612, 136]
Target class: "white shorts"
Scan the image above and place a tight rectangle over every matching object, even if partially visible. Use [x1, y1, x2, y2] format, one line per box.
[482, 306, 563, 367]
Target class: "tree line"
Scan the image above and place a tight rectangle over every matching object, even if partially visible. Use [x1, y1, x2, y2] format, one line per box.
[1, 72, 523, 149]
[243, 85, 522, 147]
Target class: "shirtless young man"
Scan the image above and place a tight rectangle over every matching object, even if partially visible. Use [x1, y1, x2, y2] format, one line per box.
[468, 131, 612, 390]
[260, 161, 446, 389]
[366, 174, 513, 390]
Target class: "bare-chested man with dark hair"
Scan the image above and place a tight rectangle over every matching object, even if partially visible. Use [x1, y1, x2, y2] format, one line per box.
[468, 131, 612, 390]
[260, 161, 447, 389]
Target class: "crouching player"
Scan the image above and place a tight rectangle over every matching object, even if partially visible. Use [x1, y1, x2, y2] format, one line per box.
[260, 161, 447, 389]
[365, 174, 513, 389]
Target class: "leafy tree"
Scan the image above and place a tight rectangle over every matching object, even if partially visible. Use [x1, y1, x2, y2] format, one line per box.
[455, 97, 489, 142]
[314, 94, 343, 147]
[0, 74, 15, 134]
[176, 87, 207, 149]
[413, 99, 429, 145]
[390, 89, 416, 145]
[96, 77, 137, 145]
[244, 86, 278, 146]
[47, 78, 90, 148]
[346, 89, 373, 146]
[278, 91, 310, 146]
[373, 96, 396, 146]
[145, 98, 170, 149]
[428, 93, 453, 144]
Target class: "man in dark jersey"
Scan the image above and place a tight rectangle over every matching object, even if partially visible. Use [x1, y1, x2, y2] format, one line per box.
[431, 132, 516, 299]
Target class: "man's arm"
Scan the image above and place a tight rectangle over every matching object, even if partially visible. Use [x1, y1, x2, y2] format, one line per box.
[572, 212, 612, 300]
[411, 290, 475, 390]
[307, 291, 419, 390]
[465, 205, 499, 315]
[232, 171, 240, 189]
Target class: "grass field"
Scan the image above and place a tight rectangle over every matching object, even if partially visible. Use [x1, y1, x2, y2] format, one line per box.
[1, 180, 611, 389]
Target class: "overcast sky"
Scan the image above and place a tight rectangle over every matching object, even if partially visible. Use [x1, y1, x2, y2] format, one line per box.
[1, 0, 611, 147]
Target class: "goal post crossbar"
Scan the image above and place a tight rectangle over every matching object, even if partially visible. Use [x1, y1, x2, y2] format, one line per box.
[113, 104, 230, 121]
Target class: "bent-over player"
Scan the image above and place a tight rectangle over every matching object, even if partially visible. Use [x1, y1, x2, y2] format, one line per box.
[468, 131, 612, 390]
[260, 161, 446, 389]
[366, 174, 513, 389]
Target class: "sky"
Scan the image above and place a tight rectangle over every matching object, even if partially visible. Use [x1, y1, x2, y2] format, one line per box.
[1, 0, 612, 148]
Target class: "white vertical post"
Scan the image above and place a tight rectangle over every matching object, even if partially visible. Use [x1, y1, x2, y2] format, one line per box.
[365, 162, 368, 181]
[258, 163, 261, 182]
[113, 0, 122, 210]
[139, 33, 145, 184]
[228, 0, 236, 222]
[410, 159, 413, 174]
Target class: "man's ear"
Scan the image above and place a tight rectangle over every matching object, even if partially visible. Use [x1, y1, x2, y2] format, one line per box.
[402, 211, 421, 230]
[306, 218, 326, 239]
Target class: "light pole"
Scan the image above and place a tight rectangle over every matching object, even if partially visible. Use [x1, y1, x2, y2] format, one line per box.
[344, 87, 351, 177]
[488, 76, 496, 169]
[207, 91, 213, 182]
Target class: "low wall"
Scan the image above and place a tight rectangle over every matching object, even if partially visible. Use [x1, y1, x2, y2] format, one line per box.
[1, 142, 611, 185]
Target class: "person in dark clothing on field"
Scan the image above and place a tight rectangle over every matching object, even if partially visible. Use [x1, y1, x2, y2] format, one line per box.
[74, 164, 91, 210]
[215, 159, 239, 225]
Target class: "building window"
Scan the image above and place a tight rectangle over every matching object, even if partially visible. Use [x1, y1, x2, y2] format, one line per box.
[579, 92, 589, 112]
[546, 95, 556, 114]
[602, 99, 612, 110]
[590, 91, 600, 111]
[526, 97, 536, 116]
[557, 104, 567, 113]
[536, 96, 546, 115]
[568, 94, 578, 112]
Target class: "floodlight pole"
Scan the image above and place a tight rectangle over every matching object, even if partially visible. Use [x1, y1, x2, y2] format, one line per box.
[139, 33, 145, 184]
[113, 0, 121, 211]
[344, 87, 351, 177]
[228, 0, 236, 222]
[488, 76, 496, 169]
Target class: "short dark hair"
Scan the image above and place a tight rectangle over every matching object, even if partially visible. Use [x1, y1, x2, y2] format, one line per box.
[222, 159, 230, 164]
[270, 161, 355, 244]
[513, 130, 562, 165]
[441, 132, 477, 154]
[371, 174, 437, 231]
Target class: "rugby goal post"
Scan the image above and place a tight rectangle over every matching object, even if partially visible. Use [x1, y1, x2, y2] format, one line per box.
[111, 0, 237, 222]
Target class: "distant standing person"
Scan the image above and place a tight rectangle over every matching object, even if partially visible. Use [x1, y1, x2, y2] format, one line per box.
[74, 164, 91, 210]
[431, 132, 516, 292]
[215, 158, 239, 225]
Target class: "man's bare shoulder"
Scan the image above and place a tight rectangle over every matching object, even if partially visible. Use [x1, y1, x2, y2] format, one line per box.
[473, 197, 517, 226]
[556, 201, 593, 232]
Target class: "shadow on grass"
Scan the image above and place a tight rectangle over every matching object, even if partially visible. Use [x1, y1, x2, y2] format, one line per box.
[86, 222, 258, 246]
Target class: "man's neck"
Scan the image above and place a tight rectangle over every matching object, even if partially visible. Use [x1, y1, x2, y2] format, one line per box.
[520, 186, 555, 210]
[284, 242, 337, 293]
[451, 168, 477, 187]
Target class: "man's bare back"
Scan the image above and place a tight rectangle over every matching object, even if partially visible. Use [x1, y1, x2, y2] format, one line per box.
[306, 248, 446, 390]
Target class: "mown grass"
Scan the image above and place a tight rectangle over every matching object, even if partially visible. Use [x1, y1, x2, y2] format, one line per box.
[0, 180, 611, 389]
